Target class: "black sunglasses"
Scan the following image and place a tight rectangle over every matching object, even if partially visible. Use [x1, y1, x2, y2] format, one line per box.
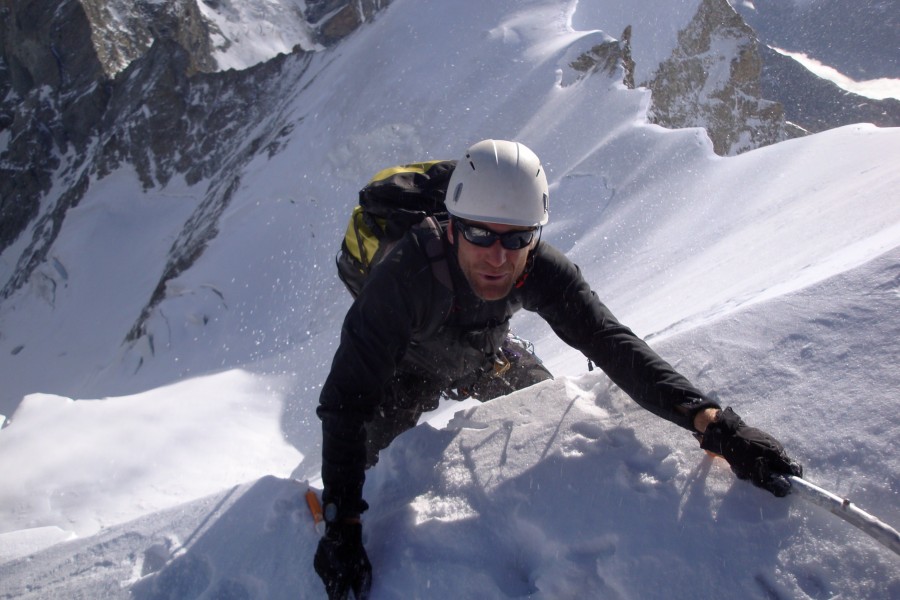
[455, 220, 538, 250]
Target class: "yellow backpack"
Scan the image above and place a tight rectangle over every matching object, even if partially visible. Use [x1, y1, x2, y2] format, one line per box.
[336, 160, 456, 298]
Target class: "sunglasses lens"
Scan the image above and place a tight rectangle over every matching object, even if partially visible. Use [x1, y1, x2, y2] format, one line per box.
[457, 221, 536, 249]
[458, 222, 496, 247]
[500, 230, 534, 250]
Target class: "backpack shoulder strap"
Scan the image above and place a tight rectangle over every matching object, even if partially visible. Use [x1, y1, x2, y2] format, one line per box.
[415, 216, 452, 291]
[411, 216, 454, 333]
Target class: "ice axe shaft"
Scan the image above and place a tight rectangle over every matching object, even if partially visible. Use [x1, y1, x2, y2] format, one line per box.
[789, 475, 900, 557]
[305, 488, 326, 536]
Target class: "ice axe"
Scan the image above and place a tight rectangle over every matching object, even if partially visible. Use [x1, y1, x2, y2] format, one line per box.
[787, 475, 900, 557]
[696, 408, 899, 557]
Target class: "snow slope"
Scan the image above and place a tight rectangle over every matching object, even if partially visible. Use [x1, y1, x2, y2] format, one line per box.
[2, 246, 899, 598]
[1, 0, 899, 598]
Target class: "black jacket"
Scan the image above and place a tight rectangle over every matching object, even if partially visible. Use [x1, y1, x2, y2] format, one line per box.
[317, 231, 717, 517]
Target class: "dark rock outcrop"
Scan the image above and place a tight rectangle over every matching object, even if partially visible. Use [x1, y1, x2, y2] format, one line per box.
[758, 44, 900, 135]
[569, 26, 636, 89]
[645, 0, 789, 155]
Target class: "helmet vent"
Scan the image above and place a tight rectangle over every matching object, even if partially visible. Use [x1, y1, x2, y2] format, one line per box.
[452, 182, 464, 203]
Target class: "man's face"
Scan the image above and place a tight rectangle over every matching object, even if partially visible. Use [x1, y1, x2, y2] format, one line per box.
[448, 218, 537, 301]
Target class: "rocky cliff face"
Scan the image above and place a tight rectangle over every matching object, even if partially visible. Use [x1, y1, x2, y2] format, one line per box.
[757, 44, 900, 135]
[0, 0, 109, 264]
[568, 26, 636, 89]
[729, 0, 897, 82]
[565, 0, 792, 157]
[0, 0, 389, 309]
[643, 0, 899, 153]
[645, 0, 790, 156]
[306, 0, 391, 46]
[80, 0, 216, 77]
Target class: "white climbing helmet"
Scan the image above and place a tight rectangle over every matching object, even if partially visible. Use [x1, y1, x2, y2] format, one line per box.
[445, 139, 549, 227]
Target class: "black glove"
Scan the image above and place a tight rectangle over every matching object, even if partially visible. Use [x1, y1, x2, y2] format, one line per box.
[700, 407, 803, 497]
[314, 520, 372, 600]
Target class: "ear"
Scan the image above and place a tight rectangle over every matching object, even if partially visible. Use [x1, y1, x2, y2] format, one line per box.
[446, 218, 456, 245]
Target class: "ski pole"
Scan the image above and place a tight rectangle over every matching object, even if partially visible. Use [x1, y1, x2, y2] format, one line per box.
[788, 475, 900, 557]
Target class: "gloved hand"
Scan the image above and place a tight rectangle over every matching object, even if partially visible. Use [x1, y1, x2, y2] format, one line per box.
[314, 520, 372, 600]
[700, 407, 803, 497]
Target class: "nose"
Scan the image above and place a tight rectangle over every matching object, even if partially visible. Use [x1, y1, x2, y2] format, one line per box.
[483, 240, 507, 267]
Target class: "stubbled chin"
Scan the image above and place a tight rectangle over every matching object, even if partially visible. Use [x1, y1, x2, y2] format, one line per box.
[472, 275, 513, 301]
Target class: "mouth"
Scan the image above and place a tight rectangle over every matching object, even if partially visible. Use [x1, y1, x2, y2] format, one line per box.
[469, 268, 515, 300]
[478, 272, 509, 282]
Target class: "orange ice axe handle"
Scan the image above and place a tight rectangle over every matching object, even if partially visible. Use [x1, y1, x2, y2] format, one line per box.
[305, 489, 326, 536]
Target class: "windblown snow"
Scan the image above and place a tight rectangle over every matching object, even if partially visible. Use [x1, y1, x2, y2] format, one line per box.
[1, 0, 898, 598]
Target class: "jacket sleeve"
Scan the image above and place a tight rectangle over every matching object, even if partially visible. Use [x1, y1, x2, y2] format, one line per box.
[317, 238, 436, 518]
[523, 244, 718, 431]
